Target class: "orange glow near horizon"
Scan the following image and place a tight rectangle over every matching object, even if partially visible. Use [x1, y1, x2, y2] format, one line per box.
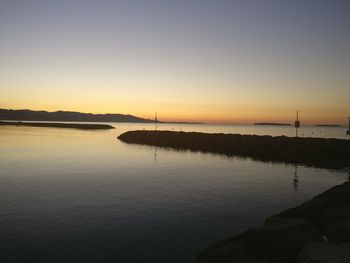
[1, 2, 349, 126]
[1, 101, 348, 126]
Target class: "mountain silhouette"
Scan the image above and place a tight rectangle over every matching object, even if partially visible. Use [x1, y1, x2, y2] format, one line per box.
[0, 109, 157, 123]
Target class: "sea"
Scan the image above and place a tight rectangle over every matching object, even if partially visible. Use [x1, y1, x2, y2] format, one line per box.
[0, 123, 349, 263]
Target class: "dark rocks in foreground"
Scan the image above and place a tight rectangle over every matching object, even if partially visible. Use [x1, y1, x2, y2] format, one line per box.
[0, 121, 115, 130]
[196, 181, 350, 263]
[118, 130, 350, 169]
[298, 243, 350, 263]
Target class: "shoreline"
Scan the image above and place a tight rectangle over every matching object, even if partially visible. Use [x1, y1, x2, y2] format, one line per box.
[0, 121, 115, 130]
[117, 130, 350, 262]
[196, 181, 350, 263]
[118, 130, 350, 170]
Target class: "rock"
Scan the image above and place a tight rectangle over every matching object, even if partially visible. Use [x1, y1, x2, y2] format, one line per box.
[196, 182, 350, 263]
[327, 217, 350, 242]
[297, 243, 350, 263]
[266, 182, 350, 242]
[245, 218, 323, 263]
[118, 130, 350, 170]
[196, 236, 268, 263]
[197, 218, 323, 263]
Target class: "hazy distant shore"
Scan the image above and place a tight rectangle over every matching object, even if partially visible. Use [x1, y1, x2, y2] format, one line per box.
[0, 121, 115, 130]
[0, 108, 156, 123]
[315, 124, 341, 127]
[254, 122, 291, 126]
[118, 130, 350, 169]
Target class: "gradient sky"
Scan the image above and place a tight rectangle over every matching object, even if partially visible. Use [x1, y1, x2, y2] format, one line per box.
[1, 0, 349, 124]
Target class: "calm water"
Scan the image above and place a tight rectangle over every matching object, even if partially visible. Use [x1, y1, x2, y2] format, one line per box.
[0, 123, 348, 263]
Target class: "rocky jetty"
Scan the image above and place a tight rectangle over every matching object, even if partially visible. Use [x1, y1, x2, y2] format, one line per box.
[118, 130, 350, 169]
[0, 121, 115, 130]
[196, 181, 350, 263]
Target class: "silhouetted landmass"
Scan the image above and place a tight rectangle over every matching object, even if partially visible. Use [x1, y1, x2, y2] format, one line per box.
[0, 121, 114, 130]
[166, 121, 205, 124]
[254, 122, 291, 126]
[316, 124, 341, 127]
[196, 181, 350, 263]
[0, 109, 156, 123]
[118, 130, 350, 169]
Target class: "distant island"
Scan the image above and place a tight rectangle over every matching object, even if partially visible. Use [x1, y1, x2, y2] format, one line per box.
[315, 124, 341, 127]
[0, 121, 114, 130]
[165, 121, 205, 125]
[254, 122, 291, 126]
[0, 108, 156, 123]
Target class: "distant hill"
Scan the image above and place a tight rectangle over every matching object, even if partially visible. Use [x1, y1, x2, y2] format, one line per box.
[0, 109, 156, 123]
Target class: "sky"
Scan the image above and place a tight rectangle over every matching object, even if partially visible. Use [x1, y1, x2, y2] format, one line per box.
[0, 0, 349, 124]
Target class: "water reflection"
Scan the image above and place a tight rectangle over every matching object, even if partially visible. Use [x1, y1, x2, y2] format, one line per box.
[293, 165, 299, 192]
[154, 146, 158, 164]
[0, 124, 348, 263]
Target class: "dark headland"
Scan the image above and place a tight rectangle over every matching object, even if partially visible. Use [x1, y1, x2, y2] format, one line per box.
[0, 108, 202, 124]
[118, 130, 350, 170]
[0, 121, 114, 130]
[0, 108, 156, 123]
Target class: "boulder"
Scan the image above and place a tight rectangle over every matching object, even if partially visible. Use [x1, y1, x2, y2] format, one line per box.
[297, 243, 350, 263]
[326, 217, 350, 243]
[245, 218, 323, 263]
[197, 218, 323, 263]
[196, 182, 350, 263]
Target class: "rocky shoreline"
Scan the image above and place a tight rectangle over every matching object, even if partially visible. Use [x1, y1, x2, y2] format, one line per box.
[118, 130, 350, 262]
[118, 130, 350, 169]
[196, 181, 350, 263]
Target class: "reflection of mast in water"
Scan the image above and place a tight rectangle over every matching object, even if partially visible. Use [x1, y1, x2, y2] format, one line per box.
[293, 164, 299, 192]
[154, 146, 158, 164]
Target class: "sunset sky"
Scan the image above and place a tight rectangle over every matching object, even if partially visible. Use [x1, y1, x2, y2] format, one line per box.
[1, 0, 349, 124]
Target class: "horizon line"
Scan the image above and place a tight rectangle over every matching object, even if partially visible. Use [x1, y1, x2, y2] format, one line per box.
[1, 107, 348, 126]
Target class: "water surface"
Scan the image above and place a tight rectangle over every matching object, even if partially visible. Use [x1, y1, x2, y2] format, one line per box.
[0, 124, 348, 262]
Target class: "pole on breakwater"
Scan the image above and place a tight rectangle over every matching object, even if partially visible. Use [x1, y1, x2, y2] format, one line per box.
[295, 110, 300, 137]
[155, 112, 158, 131]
